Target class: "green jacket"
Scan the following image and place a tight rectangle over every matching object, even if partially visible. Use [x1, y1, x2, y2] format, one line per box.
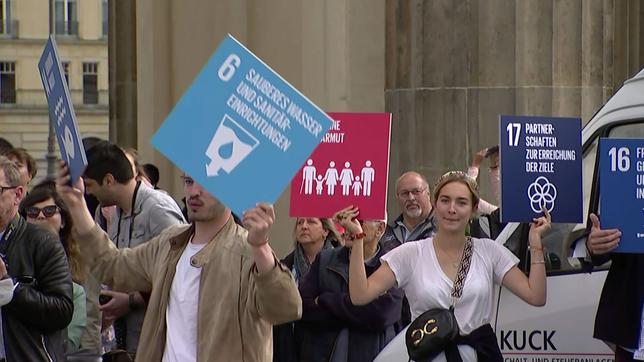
[67, 282, 87, 352]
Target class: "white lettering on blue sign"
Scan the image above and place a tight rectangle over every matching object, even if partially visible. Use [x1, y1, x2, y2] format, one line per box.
[525, 123, 555, 134]
[525, 149, 576, 161]
[526, 136, 557, 148]
[225, 93, 291, 152]
[245, 68, 289, 110]
[44, 53, 53, 73]
[218, 54, 241, 82]
[54, 96, 66, 127]
[40, 68, 50, 96]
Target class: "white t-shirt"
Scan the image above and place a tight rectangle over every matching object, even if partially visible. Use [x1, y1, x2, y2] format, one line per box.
[381, 236, 518, 361]
[162, 239, 206, 362]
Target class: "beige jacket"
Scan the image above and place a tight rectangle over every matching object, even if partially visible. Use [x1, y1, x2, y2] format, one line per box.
[75, 217, 302, 362]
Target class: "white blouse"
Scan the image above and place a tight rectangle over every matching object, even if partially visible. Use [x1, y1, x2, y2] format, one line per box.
[381, 236, 518, 361]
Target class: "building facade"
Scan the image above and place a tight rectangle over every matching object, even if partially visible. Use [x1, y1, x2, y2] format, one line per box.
[102, 0, 644, 256]
[0, 0, 109, 184]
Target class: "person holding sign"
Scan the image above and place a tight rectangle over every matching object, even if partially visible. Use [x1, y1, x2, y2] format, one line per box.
[345, 171, 551, 361]
[56, 163, 301, 362]
[297, 213, 403, 362]
[586, 213, 644, 362]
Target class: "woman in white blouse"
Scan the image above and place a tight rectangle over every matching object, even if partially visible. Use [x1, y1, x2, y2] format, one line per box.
[339, 171, 551, 361]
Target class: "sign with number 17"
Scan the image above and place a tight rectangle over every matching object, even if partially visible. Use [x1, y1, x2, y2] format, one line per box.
[600, 138, 644, 253]
[500, 115, 582, 223]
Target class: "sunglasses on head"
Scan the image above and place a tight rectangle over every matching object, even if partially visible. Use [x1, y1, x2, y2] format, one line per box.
[25, 205, 60, 218]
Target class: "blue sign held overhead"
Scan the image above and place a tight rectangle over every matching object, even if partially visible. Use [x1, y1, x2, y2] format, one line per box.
[599, 138, 644, 253]
[38, 35, 87, 183]
[151, 34, 334, 216]
[500, 115, 582, 223]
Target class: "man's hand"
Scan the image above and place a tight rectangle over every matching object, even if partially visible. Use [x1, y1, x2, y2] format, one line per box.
[586, 213, 621, 255]
[56, 162, 97, 235]
[243, 203, 275, 247]
[0, 258, 7, 280]
[243, 203, 277, 274]
[99, 290, 130, 320]
[56, 162, 87, 210]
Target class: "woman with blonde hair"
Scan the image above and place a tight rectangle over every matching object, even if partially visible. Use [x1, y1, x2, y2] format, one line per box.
[342, 171, 551, 361]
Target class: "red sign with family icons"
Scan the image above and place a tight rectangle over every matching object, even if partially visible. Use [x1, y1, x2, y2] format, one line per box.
[290, 112, 391, 220]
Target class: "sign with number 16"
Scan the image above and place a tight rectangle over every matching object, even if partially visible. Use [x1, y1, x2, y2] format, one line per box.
[600, 138, 644, 253]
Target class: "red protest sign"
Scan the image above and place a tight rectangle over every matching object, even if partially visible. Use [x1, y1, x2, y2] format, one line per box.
[290, 112, 391, 220]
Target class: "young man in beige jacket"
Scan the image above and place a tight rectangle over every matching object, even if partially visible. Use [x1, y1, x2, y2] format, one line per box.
[57, 165, 302, 362]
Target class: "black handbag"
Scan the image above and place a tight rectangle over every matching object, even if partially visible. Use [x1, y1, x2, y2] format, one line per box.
[405, 237, 474, 361]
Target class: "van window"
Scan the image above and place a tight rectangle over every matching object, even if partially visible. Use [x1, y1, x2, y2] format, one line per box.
[608, 121, 644, 138]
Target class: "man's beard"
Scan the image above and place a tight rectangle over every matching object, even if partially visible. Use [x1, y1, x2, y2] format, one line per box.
[187, 200, 225, 222]
[403, 205, 422, 219]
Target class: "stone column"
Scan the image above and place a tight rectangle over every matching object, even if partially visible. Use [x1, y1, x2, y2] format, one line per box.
[385, 0, 644, 212]
[108, 0, 137, 147]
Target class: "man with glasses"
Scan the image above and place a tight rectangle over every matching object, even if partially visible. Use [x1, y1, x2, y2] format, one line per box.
[0, 156, 73, 361]
[380, 171, 435, 252]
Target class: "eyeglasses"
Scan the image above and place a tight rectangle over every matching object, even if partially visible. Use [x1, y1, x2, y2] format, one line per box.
[397, 187, 428, 199]
[0, 185, 17, 194]
[25, 205, 60, 218]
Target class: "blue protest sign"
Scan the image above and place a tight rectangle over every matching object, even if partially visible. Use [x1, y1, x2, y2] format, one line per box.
[599, 138, 644, 253]
[500, 115, 582, 223]
[38, 35, 87, 182]
[151, 34, 334, 215]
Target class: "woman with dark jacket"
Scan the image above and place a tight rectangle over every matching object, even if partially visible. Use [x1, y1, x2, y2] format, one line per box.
[296, 215, 404, 362]
[19, 181, 101, 356]
[274, 217, 342, 362]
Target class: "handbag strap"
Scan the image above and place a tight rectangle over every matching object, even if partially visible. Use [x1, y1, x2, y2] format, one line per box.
[450, 236, 473, 302]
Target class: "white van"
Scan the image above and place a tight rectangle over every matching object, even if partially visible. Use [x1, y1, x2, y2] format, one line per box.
[376, 68, 644, 362]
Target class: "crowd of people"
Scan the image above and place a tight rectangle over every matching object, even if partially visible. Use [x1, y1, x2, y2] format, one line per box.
[0, 136, 639, 362]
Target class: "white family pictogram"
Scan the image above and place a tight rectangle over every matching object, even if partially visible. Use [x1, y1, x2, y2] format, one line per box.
[300, 159, 375, 197]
